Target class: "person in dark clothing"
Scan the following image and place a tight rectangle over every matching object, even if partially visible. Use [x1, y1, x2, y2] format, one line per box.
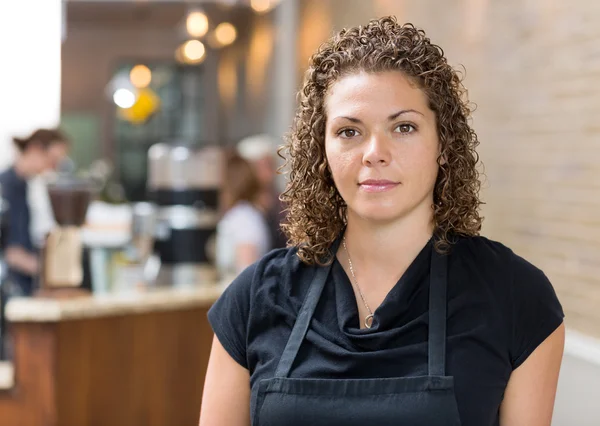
[200, 18, 564, 426]
[0, 128, 69, 296]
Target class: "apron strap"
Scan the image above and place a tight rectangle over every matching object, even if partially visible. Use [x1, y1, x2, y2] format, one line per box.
[274, 242, 339, 378]
[428, 247, 448, 377]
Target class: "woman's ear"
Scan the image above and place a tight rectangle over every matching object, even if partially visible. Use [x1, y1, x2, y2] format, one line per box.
[438, 141, 447, 166]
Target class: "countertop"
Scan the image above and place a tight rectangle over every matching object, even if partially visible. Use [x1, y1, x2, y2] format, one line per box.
[5, 282, 229, 323]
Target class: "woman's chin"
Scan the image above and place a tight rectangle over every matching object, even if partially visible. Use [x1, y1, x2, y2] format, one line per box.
[350, 205, 407, 224]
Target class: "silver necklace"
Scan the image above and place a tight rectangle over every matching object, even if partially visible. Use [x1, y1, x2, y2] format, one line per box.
[342, 236, 374, 329]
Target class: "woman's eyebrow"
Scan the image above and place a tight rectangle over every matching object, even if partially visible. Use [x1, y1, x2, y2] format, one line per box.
[387, 109, 424, 120]
[333, 109, 424, 124]
[333, 115, 362, 124]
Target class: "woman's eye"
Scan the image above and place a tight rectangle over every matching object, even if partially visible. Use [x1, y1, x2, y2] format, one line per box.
[395, 124, 416, 134]
[338, 128, 359, 138]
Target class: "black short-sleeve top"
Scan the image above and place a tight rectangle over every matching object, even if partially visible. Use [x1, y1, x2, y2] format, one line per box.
[208, 236, 564, 426]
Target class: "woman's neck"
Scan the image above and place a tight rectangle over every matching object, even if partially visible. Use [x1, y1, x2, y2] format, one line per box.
[342, 208, 434, 277]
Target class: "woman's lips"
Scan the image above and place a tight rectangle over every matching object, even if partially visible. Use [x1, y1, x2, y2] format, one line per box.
[358, 179, 400, 193]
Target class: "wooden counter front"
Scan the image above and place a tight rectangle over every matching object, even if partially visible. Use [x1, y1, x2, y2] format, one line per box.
[0, 285, 224, 426]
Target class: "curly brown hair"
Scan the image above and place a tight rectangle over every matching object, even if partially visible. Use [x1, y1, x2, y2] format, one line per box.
[279, 16, 483, 265]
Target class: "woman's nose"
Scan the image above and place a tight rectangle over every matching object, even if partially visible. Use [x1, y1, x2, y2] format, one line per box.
[362, 134, 392, 167]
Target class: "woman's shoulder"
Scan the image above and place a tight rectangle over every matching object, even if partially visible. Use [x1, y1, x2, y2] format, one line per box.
[0, 167, 21, 189]
[223, 201, 263, 220]
[207, 245, 314, 368]
[453, 234, 513, 259]
[453, 235, 545, 277]
[220, 202, 268, 231]
[453, 235, 563, 368]
[229, 246, 312, 295]
[453, 235, 559, 305]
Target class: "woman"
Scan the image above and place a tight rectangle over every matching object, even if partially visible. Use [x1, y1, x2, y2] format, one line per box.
[237, 134, 287, 249]
[0, 128, 69, 296]
[200, 18, 564, 426]
[216, 152, 271, 277]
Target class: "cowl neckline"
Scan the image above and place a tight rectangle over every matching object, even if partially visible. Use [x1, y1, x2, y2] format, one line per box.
[331, 238, 433, 350]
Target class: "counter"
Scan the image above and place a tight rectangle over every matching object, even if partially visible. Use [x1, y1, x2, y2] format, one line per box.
[0, 282, 226, 426]
[5, 284, 225, 322]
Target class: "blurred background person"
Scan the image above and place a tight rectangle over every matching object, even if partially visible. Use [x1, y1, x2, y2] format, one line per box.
[0, 128, 69, 296]
[237, 134, 287, 249]
[216, 151, 271, 277]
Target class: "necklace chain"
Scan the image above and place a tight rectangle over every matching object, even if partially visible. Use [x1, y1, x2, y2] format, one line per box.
[342, 236, 374, 329]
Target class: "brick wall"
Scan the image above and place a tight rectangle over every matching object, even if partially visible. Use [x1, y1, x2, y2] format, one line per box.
[299, 0, 600, 338]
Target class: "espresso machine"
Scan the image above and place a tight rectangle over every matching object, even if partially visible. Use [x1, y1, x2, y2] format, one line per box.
[147, 143, 223, 287]
[39, 177, 94, 296]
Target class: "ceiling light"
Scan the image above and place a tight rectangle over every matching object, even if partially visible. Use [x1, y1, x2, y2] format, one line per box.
[113, 89, 136, 109]
[129, 64, 152, 88]
[214, 22, 237, 47]
[186, 10, 209, 38]
[250, 0, 272, 13]
[179, 40, 206, 64]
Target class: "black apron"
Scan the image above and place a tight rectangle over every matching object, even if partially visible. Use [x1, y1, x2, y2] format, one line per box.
[252, 239, 462, 425]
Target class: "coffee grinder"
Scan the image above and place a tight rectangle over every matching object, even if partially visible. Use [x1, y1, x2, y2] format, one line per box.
[39, 178, 94, 297]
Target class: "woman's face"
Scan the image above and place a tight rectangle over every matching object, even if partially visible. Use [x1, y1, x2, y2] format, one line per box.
[46, 142, 69, 170]
[28, 141, 68, 174]
[324, 71, 440, 225]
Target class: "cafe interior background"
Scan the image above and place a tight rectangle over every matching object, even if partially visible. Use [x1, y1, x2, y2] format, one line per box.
[0, 0, 599, 424]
